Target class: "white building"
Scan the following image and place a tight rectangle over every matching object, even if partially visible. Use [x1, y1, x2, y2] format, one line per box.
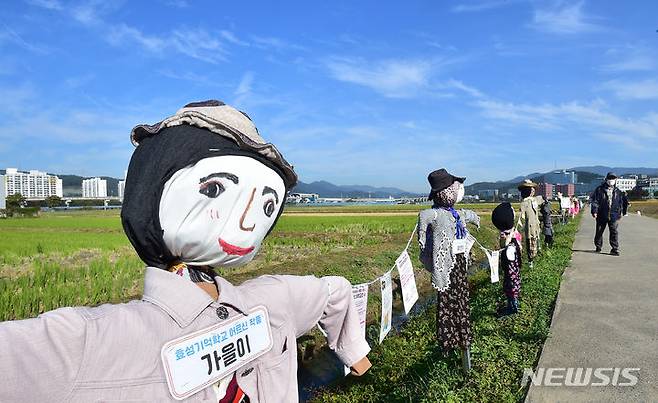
[118, 180, 126, 200]
[616, 177, 637, 192]
[3, 168, 63, 199]
[82, 177, 107, 198]
[641, 177, 658, 197]
[0, 175, 6, 209]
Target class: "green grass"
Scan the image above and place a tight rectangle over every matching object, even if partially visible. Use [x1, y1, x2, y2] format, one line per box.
[310, 216, 580, 402]
[0, 207, 577, 401]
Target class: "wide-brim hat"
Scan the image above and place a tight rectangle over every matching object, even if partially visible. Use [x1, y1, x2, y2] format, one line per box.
[427, 168, 465, 200]
[492, 202, 515, 231]
[605, 172, 618, 180]
[517, 179, 538, 191]
[130, 100, 297, 189]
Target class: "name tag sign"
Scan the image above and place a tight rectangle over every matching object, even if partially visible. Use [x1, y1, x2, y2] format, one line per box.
[452, 239, 467, 255]
[161, 306, 273, 400]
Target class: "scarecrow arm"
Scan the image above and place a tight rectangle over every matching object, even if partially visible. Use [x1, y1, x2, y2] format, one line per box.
[459, 209, 480, 228]
[282, 275, 371, 374]
[0, 307, 86, 401]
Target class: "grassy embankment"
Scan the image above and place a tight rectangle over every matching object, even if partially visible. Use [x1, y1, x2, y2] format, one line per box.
[627, 199, 658, 219]
[311, 215, 580, 402]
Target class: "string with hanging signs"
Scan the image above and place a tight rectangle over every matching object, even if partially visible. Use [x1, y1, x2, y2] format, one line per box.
[345, 218, 516, 353]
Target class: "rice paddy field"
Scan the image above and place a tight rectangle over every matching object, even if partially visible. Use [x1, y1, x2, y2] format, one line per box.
[0, 202, 585, 401]
[628, 199, 658, 219]
[0, 203, 500, 322]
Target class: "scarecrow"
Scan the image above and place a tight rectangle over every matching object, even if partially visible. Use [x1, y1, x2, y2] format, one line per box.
[417, 169, 480, 361]
[492, 202, 522, 316]
[518, 179, 541, 267]
[0, 101, 370, 402]
[540, 196, 554, 247]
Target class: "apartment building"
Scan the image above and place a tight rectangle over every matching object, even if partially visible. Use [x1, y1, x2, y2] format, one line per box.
[118, 180, 126, 200]
[3, 168, 63, 199]
[616, 177, 637, 192]
[82, 177, 108, 198]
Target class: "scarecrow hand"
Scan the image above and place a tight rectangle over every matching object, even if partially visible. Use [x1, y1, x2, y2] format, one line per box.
[350, 356, 372, 376]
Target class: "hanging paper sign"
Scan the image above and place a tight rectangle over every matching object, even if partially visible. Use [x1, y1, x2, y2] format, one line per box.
[379, 272, 393, 343]
[486, 250, 500, 283]
[396, 250, 419, 314]
[452, 238, 467, 255]
[465, 234, 476, 255]
[161, 306, 272, 400]
[351, 283, 369, 339]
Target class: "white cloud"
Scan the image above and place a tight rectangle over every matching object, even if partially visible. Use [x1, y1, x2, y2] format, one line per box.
[63, 73, 95, 89]
[164, 0, 189, 8]
[601, 46, 656, 72]
[235, 72, 254, 96]
[106, 25, 228, 63]
[26, 0, 63, 10]
[251, 36, 305, 51]
[532, 1, 603, 34]
[326, 57, 434, 98]
[443, 79, 485, 98]
[600, 79, 658, 100]
[452, 0, 525, 13]
[595, 133, 643, 150]
[475, 98, 658, 143]
[0, 25, 50, 54]
[157, 69, 227, 88]
[220, 30, 249, 46]
[28, 1, 231, 64]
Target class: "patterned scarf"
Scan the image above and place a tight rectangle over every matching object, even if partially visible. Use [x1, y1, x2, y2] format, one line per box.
[446, 207, 467, 239]
[434, 182, 466, 239]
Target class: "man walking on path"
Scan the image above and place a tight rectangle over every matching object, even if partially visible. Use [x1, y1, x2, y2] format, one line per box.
[590, 172, 629, 255]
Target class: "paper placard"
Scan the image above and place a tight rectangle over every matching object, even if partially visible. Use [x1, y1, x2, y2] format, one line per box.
[465, 234, 476, 255]
[486, 250, 500, 283]
[161, 306, 272, 400]
[351, 283, 369, 339]
[379, 272, 393, 343]
[452, 238, 467, 255]
[396, 250, 419, 314]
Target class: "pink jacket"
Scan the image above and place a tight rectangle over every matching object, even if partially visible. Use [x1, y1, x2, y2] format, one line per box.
[0, 267, 369, 402]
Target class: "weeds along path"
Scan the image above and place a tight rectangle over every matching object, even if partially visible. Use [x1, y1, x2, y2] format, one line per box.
[310, 216, 580, 402]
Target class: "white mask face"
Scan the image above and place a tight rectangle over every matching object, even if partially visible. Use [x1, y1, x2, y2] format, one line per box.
[159, 155, 286, 268]
[606, 179, 616, 186]
[456, 183, 465, 204]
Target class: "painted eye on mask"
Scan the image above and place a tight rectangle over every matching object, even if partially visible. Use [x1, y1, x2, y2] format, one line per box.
[263, 200, 276, 217]
[199, 181, 225, 198]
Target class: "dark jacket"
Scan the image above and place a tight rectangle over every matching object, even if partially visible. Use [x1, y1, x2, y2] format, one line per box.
[590, 183, 629, 222]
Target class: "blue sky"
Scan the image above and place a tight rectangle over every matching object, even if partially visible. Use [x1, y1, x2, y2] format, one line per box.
[1, 0, 657, 192]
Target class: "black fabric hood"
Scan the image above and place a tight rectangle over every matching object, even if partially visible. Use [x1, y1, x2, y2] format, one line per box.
[121, 124, 287, 269]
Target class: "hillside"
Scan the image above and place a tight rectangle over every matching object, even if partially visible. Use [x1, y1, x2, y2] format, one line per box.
[293, 180, 419, 198]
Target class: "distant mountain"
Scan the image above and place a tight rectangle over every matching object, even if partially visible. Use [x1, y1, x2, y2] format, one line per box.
[293, 180, 419, 198]
[569, 166, 658, 176]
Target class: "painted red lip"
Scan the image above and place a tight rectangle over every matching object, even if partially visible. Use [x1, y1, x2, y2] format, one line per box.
[219, 238, 255, 256]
